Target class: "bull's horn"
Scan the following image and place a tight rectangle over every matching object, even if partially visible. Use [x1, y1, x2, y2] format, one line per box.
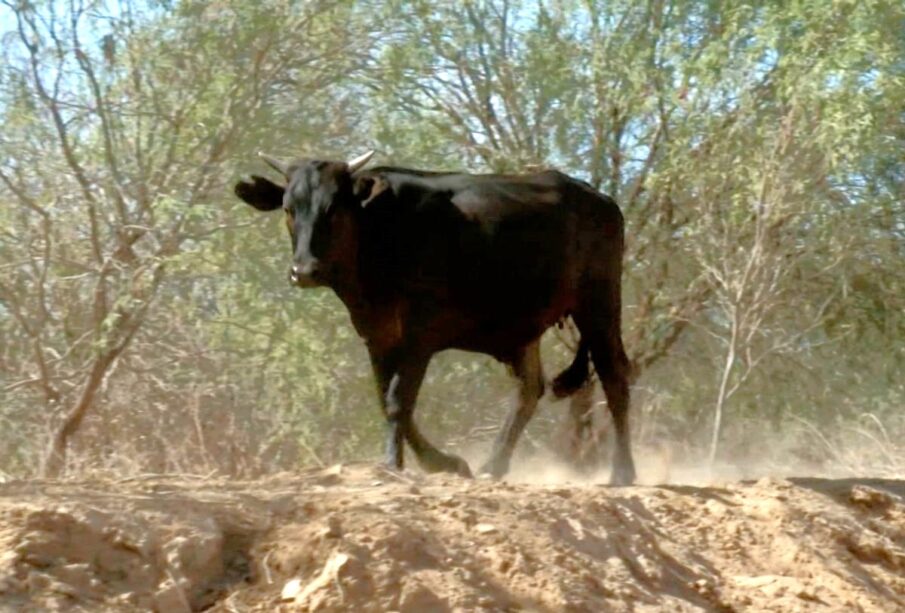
[347, 150, 375, 174]
[258, 151, 290, 177]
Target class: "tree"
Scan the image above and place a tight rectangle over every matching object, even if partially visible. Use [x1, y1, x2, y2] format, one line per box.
[0, 0, 366, 475]
[1, 0, 902, 478]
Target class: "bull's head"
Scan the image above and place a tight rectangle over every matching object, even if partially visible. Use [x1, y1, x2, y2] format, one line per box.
[233, 151, 382, 288]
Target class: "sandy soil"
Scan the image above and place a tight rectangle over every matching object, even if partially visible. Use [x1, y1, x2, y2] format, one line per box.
[1, 463, 904, 612]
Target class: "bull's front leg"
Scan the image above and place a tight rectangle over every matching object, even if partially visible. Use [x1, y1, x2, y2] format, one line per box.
[369, 348, 471, 477]
[369, 349, 423, 470]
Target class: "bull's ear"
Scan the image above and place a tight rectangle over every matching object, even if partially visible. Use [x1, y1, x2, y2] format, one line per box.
[234, 175, 284, 211]
[353, 175, 390, 207]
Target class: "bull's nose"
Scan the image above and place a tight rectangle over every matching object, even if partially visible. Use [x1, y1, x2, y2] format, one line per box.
[289, 262, 321, 286]
[293, 262, 320, 277]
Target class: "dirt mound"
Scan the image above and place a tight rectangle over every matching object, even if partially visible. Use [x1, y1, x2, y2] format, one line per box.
[1, 465, 905, 611]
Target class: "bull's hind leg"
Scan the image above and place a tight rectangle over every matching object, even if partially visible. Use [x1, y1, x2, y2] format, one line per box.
[595, 341, 635, 485]
[575, 283, 636, 486]
[478, 340, 544, 478]
[369, 349, 471, 477]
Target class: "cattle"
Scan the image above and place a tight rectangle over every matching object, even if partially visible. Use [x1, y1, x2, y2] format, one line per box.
[233, 151, 636, 485]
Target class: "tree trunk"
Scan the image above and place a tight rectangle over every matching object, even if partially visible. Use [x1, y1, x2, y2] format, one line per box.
[43, 352, 117, 477]
[709, 319, 739, 465]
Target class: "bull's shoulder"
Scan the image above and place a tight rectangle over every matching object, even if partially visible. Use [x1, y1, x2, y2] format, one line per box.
[359, 168, 470, 201]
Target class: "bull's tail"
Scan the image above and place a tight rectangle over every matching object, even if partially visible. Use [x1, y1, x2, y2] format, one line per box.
[551, 337, 591, 398]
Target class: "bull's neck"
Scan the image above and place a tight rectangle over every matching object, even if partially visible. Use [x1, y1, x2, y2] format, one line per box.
[329, 275, 366, 313]
[328, 224, 408, 347]
[329, 273, 406, 352]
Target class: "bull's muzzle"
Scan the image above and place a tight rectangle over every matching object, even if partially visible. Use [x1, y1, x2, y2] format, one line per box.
[289, 262, 323, 288]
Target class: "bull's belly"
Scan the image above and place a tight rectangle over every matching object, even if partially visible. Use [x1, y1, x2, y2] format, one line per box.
[398, 270, 578, 361]
[448, 328, 545, 362]
[441, 298, 573, 362]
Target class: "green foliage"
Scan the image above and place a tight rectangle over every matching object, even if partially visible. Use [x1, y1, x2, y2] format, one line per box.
[0, 0, 902, 476]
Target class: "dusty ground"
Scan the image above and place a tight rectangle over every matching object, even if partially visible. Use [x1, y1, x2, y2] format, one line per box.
[1, 463, 904, 612]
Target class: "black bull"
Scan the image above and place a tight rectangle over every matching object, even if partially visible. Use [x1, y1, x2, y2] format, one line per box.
[233, 151, 636, 485]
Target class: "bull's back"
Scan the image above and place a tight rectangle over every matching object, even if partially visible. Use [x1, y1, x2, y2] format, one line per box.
[369, 169, 621, 342]
[403, 173, 619, 351]
[447, 171, 618, 296]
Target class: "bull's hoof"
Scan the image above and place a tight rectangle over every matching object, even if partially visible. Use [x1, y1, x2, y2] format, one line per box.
[609, 463, 636, 486]
[418, 451, 473, 478]
[477, 457, 509, 480]
[381, 459, 405, 475]
[451, 456, 474, 479]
